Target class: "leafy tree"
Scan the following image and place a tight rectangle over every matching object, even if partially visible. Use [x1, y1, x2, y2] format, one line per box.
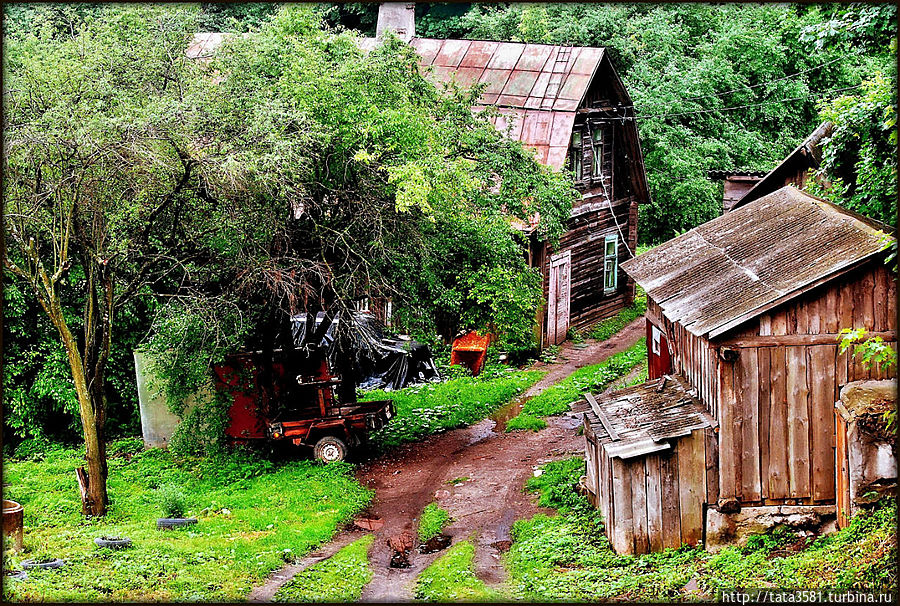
[2, 5, 249, 514]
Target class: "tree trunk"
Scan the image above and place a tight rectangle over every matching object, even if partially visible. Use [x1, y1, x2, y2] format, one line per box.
[51, 297, 110, 517]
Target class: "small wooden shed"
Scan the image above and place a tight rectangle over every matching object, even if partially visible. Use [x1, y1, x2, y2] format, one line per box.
[583, 375, 717, 555]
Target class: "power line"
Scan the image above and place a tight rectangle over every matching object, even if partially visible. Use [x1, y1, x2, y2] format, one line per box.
[676, 55, 845, 103]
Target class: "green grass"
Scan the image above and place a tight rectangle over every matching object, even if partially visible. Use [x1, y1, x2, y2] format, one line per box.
[505, 458, 898, 602]
[418, 503, 451, 543]
[273, 535, 374, 602]
[361, 366, 544, 450]
[504, 414, 546, 432]
[2, 439, 372, 602]
[415, 540, 501, 602]
[510, 339, 647, 423]
[587, 287, 647, 341]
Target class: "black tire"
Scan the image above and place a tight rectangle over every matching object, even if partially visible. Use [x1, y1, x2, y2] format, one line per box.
[157, 517, 198, 529]
[4, 570, 28, 580]
[313, 436, 348, 463]
[21, 558, 65, 570]
[94, 536, 132, 549]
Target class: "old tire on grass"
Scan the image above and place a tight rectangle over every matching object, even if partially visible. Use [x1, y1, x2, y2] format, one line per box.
[94, 536, 132, 549]
[21, 558, 65, 570]
[314, 436, 348, 463]
[157, 517, 198, 530]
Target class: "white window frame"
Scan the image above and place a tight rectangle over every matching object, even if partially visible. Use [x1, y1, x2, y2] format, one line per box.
[603, 234, 618, 294]
[570, 129, 583, 180]
[590, 124, 604, 176]
[651, 324, 663, 355]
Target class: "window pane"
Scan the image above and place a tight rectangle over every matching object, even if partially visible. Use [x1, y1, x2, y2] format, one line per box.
[572, 131, 581, 147]
[605, 236, 617, 257]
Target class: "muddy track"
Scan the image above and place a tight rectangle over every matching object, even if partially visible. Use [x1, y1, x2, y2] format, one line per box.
[248, 317, 645, 602]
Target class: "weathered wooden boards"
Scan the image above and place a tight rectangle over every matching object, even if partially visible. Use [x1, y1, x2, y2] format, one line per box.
[593, 428, 711, 555]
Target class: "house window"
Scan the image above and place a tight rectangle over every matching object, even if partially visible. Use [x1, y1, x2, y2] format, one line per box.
[651, 324, 662, 355]
[570, 130, 583, 180]
[604, 234, 618, 293]
[590, 124, 604, 176]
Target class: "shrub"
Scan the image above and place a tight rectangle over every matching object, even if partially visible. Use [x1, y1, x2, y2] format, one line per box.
[505, 414, 546, 432]
[156, 483, 188, 518]
[418, 503, 451, 542]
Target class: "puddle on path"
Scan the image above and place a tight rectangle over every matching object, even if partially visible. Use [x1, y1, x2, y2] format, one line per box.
[489, 395, 529, 433]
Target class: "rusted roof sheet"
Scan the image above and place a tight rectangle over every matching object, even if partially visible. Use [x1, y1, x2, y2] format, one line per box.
[406, 38, 604, 170]
[584, 374, 715, 459]
[733, 122, 834, 208]
[622, 186, 894, 339]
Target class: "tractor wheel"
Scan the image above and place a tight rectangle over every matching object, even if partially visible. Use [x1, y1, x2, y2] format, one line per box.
[313, 436, 349, 463]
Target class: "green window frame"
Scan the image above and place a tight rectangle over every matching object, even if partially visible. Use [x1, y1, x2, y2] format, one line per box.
[604, 234, 618, 293]
[570, 130, 583, 180]
[590, 124, 604, 176]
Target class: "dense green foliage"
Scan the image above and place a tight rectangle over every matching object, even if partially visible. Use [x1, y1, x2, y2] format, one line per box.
[506, 458, 897, 601]
[507, 339, 646, 429]
[2, 3, 575, 451]
[1, 440, 372, 601]
[361, 365, 543, 450]
[273, 535, 374, 603]
[415, 540, 500, 602]
[418, 503, 451, 543]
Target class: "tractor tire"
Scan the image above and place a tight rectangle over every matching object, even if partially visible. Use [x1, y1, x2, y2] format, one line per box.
[314, 436, 349, 463]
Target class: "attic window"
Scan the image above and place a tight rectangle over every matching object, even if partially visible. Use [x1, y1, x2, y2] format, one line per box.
[604, 234, 618, 293]
[590, 125, 604, 176]
[570, 130, 583, 180]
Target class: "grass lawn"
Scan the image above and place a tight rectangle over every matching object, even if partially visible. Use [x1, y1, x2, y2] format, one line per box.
[361, 365, 544, 450]
[2, 439, 371, 602]
[505, 459, 898, 601]
[506, 339, 647, 431]
[415, 540, 500, 602]
[273, 534, 374, 602]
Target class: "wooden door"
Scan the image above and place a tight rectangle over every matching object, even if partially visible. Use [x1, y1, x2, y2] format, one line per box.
[647, 320, 672, 379]
[548, 251, 571, 345]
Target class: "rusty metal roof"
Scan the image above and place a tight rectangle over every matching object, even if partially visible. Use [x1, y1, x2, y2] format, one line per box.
[584, 374, 715, 459]
[622, 186, 893, 339]
[733, 122, 834, 208]
[406, 38, 604, 170]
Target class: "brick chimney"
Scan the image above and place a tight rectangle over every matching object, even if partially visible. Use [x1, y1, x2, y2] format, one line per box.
[376, 2, 415, 42]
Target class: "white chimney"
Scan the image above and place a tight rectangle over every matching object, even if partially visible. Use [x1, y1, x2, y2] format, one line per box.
[376, 2, 416, 42]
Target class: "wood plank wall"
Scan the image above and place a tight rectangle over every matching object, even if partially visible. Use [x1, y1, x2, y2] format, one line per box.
[648, 298, 719, 418]
[716, 263, 896, 506]
[590, 427, 714, 555]
[543, 198, 636, 333]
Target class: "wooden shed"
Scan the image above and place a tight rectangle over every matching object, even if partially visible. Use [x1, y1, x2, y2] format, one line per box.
[586, 185, 895, 553]
[583, 375, 716, 555]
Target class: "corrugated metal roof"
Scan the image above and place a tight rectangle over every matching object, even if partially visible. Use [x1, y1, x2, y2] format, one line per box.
[622, 186, 894, 339]
[584, 374, 715, 460]
[406, 38, 604, 170]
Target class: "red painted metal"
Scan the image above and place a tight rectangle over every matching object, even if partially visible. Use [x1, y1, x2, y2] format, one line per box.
[450, 331, 492, 377]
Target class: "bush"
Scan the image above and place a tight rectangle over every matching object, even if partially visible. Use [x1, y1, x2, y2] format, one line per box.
[155, 483, 188, 518]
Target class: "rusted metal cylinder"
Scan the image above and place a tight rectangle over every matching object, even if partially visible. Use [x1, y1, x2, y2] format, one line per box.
[2, 499, 24, 552]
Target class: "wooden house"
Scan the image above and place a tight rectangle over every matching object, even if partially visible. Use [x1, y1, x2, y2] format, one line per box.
[369, 3, 651, 347]
[582, 185, 896, 554]
[707, 170, 766, 212]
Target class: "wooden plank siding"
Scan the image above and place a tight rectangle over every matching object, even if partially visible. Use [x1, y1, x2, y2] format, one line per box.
[710, 262, 895, 507]
[541, 198, 636, 339]
[591, 429, 709, 555]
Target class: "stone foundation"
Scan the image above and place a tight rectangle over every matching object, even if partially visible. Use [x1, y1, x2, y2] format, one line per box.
[705, 504, 837, 552]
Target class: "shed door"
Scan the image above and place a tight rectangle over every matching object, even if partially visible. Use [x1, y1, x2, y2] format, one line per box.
[548, 251, 571, 345]
[647, 320, 672, 379]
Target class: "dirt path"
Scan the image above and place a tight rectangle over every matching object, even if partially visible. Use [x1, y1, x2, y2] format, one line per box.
[248, 317, 645, 602]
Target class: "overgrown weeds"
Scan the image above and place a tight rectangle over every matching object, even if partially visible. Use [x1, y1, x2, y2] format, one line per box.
[418, 503, 451, 543]
[415, 540, 500, 602]
[273, 535, 374, 602]
[505, 458, 898, 601]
